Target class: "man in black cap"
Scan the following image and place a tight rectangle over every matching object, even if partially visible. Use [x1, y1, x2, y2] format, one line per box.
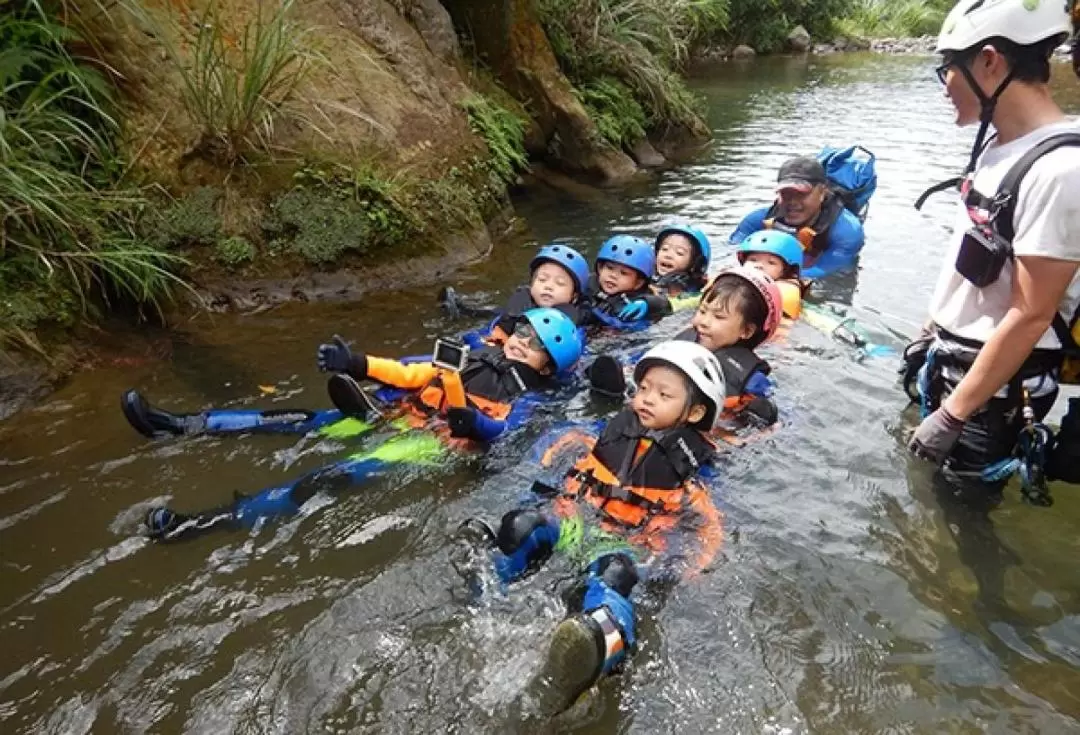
[730, 155, 865, 280]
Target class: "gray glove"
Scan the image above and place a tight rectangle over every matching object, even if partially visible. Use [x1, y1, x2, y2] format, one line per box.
[908, 406, 965, 465]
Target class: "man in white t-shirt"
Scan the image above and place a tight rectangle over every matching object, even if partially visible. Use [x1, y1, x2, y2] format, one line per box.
[908, 0, 1080, 494]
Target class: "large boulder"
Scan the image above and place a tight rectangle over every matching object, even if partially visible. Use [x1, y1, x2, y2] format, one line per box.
[406, 0, 461, 62]
[732, 44, 757, 60]
[787, 25, 811, 53]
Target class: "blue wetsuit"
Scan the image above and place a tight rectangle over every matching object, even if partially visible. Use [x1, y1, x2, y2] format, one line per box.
[146, 352, 565, 542]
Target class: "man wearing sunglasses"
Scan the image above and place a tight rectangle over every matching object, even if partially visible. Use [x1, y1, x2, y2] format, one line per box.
[907, 0, 1080, 496]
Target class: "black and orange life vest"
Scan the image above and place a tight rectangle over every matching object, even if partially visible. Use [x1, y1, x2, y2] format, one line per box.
[557, 410, 714, 528]
[763, 193, 845, 261]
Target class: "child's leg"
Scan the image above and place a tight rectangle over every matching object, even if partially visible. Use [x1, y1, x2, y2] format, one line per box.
[145, 431, 447, 542]
[489, 509, 562, 585]
[122, 389, 346, 439]
[528, 552, 639, 715]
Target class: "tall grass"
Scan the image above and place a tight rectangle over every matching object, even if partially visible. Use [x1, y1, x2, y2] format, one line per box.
[538, 0, 727, 134]
[836, 0, 949, 38]
[1, 0, 189, 350]
[161, 0, 318, 163]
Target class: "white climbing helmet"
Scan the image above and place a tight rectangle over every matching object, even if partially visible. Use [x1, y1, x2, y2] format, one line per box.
[937, 0, 1073, 53]
[633, 341, 727, 430]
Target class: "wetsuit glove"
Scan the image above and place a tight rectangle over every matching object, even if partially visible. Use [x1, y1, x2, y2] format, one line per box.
[617, 299, 649, 321]
[909, 406, 965, 465]
[317, 335, 368, 378]
[446, 406, 478, 438]
[447, 406, 505, 441]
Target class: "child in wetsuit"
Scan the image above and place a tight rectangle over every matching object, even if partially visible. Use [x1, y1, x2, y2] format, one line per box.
[652, 223, 711, 298]
[466, 341, 726, 715]
[584, 235, 671, 328]
[129, 308, 583, 542]
[735, 230, 804, 319]
[588, 265, 783, 428]
[440, 242, 591, 346]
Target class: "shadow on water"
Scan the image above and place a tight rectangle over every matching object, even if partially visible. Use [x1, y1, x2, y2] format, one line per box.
[1, 54, 1079, 733]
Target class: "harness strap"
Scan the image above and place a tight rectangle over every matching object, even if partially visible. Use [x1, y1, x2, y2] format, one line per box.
[914, 177, 961, 211]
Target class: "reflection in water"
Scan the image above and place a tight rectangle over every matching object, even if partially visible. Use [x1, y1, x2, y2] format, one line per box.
[1, 54, 1078, 733]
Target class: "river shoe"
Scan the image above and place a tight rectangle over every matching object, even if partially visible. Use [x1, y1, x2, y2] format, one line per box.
[528, 614, 606, 716]
[326, 373, 382, 420]
[121, 390, 197, 438]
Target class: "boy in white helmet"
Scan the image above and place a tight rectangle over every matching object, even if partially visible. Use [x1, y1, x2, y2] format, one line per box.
[907, 0, 1080, 499]
[460, 341, 725, 716]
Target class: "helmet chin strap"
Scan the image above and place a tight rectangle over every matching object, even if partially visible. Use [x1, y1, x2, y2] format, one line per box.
[957, 61, 1016, 174]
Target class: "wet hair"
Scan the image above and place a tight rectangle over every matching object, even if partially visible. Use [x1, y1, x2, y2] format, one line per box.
[957, 36, 1061, 84]
[700, 273, 769, 349]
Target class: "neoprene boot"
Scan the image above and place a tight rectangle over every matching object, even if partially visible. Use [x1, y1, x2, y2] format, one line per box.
[327, 373, 382, 420]
[122, 390, 205, 438]
[144, 505, 237, 542]
[438, 286, 462, 318]
[586, 356, 627, 398]
[528, 554, 638, 715]
[492, 509, 561, 585]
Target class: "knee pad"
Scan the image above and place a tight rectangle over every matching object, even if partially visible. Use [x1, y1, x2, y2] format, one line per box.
[496, 509, 556, 557]
[592, 553, 639, 599]
[493, 509, 560, 584]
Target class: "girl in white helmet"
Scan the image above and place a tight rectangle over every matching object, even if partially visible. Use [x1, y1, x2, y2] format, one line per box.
[908, 0, 1080, 500]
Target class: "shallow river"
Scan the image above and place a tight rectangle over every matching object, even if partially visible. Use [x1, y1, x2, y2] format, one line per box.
[2, 54, 1079, 734]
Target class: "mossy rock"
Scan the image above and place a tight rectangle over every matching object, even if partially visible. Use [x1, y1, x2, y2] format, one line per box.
[147, 187, 223, 250]
[214, 236, 256, 267]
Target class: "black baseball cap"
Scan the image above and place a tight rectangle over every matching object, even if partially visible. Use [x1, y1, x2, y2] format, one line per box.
[776, 156, 827, 192]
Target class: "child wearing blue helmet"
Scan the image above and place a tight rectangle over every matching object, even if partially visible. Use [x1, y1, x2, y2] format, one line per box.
[585, 235, 672, 327]
[441, 243, 591, 345]
[653, 223, 712, 296]
[130, 308, 585, 542]
[735, 230, 804, 319]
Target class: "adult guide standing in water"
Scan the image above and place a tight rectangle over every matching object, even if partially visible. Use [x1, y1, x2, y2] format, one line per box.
[906, 0, 1080, 498]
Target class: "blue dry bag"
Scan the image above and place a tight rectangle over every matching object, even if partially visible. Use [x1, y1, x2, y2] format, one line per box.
[817, 145, 877, 221]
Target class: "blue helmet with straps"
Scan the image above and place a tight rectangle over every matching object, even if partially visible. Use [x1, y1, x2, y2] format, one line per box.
[655, 223, 711, 275]
[596, 235, 654, 279]
[523, 307, 584, 372]
[736, 230, 804, 274]
[530, 242, 590, 296]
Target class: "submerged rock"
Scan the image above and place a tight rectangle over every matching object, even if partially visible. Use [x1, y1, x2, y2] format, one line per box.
[732, 44, 757, 60]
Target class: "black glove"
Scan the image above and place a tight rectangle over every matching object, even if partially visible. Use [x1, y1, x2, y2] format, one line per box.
[446, 406, 477, 438]
[909, 406, 965, 465]
[317, 335, 367, 377]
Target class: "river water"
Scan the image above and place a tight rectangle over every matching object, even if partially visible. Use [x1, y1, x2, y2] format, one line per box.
[2, 54, 1079, 734]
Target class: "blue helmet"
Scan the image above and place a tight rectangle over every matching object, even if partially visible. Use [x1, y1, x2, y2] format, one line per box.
[523, 307, 584, 372]
[595, 235, 654, 279]
[530, 243, 590, 297]
[655, 223, 712, 276]
[736, 230, 804, 274]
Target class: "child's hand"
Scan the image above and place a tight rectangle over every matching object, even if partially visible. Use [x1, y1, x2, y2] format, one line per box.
[446, 406, 478, 438]
[317, 336, 367, 377]
[617, 299, 649, 320]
